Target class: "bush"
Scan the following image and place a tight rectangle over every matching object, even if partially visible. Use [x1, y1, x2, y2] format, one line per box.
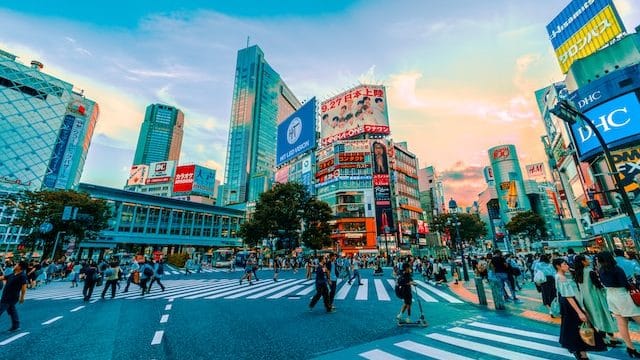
[167, 253, 189, 268]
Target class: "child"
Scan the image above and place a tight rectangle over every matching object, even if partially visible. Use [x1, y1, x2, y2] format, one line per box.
[396, 262, 416, 323]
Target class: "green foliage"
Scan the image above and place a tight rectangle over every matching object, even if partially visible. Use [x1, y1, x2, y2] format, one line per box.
[430, 212, 488, 243]
[238, 182, 332, 250]
[505, 211, 547, 239]
[8, 189, 112, 258]
[167, 253, 189, 268]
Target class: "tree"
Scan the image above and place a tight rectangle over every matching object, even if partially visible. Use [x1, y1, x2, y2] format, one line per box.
[238, 182, 332, 251]
[505, 211, 547, 240]
[8, 189, 112, 259]
[430, 212, 488, 246]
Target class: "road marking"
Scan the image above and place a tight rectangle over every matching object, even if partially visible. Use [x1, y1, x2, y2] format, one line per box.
[355, 279, 368, 300]
[244, 279, 306, 299]
[296, 284, 316, 296]
[267, 285, 305, 299]
[467, 322, 558, 341]
[151, 330, 164, 345]
[90, 299, 98, 303]
[415, 280, 463, 303]
[70, 306, 85, 312]
[359, 348, 406, 360]
[160, 314, 169, 323]
[335, 280, 354, 300]
[394, 340, 473, 360]
[165, 304, 172, 311]
[168, 298, 174, 302]
[0, 332, 29, 346]
[42, 316, 63, 325]
[374, 279, 390, 301]
[426, 333, 550, 360]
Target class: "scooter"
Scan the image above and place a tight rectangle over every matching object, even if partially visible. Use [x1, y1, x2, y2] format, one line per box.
[397, 284, 428, 327]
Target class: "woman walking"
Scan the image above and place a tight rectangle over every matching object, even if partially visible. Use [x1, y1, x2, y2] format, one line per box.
[536, 254, 557, 317]
[573, 254, 620, 346]
[554, 258, 606, 359]
[597, 251, 640, 358]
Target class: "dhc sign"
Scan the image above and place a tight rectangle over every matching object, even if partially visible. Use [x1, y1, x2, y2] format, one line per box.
[574, 92, 640, 158]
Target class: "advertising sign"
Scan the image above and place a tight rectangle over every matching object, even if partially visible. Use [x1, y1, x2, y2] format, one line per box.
[276, 98, 317, 166]
[574, 92, 640, 158]
[525, 163, 546, 179]
[483, 166, 494, 183]
[320, 85, 389, 146]
[612, 145, 640, 198]
[275, 164, 290, 184]
[546, 0, 625, 73]
[127, 165, 149, 186]
[43, 115, 75, 188]
[55, 117, 85, 187]
[146, 160, 175, 184]
[192, 165, 216, 196]
[173, 164, 195, 193]
[371, 140, 393, 236]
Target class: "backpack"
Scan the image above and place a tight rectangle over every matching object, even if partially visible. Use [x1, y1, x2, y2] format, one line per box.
[104, 268, 114, 278]
[394, 275, 405, 299]
[143, 265, 153, 277]
[156, 263, 164, 275]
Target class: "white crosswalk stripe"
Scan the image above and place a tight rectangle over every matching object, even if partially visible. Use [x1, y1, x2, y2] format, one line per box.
[350, 321, 621, 360]
[24, 277, 464, 303]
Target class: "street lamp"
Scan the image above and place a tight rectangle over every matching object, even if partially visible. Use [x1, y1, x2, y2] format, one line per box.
[448, 198, 469, 281]
[550, 99, 640, 250]
[50, 231, 66, 261]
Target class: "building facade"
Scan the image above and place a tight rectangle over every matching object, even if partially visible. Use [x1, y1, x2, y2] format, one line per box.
[222, 45, 300, 206]
[133, 104, 184, 166]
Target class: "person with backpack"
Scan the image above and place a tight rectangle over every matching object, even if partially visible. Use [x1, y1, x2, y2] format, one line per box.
[81, 261, 99, 302]
[396, 262, 416, 323]
[308, 256, 334, 313]
[101, 261, 120, 299]
[122, 259, 140, 293]
[148, 259, 166, 292]
[139, 259, 154, 295]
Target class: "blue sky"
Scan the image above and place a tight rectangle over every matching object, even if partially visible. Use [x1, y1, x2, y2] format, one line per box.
[1, 0, 638, 205]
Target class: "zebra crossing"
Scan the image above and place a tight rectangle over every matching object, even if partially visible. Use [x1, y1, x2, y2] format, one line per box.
[318, 318, 621, 360]
[161, 265, 245, 275]
[25, 277, 465, 303]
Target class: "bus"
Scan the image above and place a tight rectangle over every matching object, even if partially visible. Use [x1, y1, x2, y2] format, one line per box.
[212, 248, 235, 268]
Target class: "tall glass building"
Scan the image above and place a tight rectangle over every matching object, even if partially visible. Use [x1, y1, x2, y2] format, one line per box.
[0, 49, 99, 192]
[223, 45, 300, 205]
[133, 104, 184, 166]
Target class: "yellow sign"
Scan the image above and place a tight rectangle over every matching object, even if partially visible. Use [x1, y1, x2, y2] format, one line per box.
[554, 6, 623, 73]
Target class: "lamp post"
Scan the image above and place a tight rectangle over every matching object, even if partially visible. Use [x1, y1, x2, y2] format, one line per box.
[448, 198, 469, 281]
[50, 231, 66, 261]
[550, 99, 640, 250]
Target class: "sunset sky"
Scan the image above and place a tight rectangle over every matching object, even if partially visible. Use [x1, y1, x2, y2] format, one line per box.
[1, 0, 639, 206]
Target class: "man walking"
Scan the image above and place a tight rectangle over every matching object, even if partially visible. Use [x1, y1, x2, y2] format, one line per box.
[139, 259, 154, 295]
[82, 261, 99, 302]
[348, 257, 363, 285]
[101, 261, 120, 299]
[326, 253, 338, 310]
[148, 259, 166, 292]
[308, 256, 334, 313]
[0, 260, 28, 331]
[490, 250, 521, 303]
[122, 259, 140, 293]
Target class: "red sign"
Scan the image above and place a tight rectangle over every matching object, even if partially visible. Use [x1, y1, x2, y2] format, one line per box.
[492, 146, 510, 160]
[173, 165, 195, 192]
[338, 152, 366, 163]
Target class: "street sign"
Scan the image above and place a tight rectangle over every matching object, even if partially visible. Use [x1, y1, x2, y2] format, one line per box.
[39, 222, 53, 234]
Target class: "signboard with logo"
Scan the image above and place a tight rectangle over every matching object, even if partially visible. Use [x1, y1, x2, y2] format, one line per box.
[192, 165, 216, 196]
[43, 115, 76, 188]
[320, 85, 389, 146]
[525, 163, 546, 179]
[146, 160, 175, 184]
[483, 166, 494, 183]
[574, 92, 640, 159]
[371, 140, 394, 236]
[127, 165, 149, 186]
[546, 0, 625, 73]
[612, 145, 640, 198]
[173, 164, 195, 193]
[276, 98, 316, 167]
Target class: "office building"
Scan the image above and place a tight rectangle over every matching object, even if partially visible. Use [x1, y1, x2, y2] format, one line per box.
[133, 104, 184, 166]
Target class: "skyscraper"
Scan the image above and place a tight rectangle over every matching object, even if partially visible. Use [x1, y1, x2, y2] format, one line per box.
[223, 45, 300, 205]
[133, 104, 184, 166]
[0, 49, 98, 192]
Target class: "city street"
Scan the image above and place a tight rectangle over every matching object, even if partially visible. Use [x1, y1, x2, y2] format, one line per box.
[0, 267, 633, 359]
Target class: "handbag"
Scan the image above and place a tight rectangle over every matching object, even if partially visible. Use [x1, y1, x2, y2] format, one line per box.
[630, 287, 640, 307]
[579, 322, 596, 346]
[550, 296, 560, 317]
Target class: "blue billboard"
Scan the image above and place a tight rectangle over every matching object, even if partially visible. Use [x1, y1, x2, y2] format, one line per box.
[44, 115, 75, 188]
[276, 98, 316, 167]
[546, 0, 619, 49]
[573, 92, 640, 159]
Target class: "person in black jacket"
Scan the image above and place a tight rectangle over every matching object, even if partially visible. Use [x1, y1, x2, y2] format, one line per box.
[82, 261, 99, 302]
[396, 262, 415, 323]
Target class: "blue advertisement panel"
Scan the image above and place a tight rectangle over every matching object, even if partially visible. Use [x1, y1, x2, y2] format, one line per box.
[43, 115, 75, 188]
[547, 0, 616, 49]
[192, 165, 216, 197]
[276, 97, 316, 166]
[575, 92, 640, 158]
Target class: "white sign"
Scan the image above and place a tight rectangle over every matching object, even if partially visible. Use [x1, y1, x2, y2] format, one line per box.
[526, 163, 546, 179]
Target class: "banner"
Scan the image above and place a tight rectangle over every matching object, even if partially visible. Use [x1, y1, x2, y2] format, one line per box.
[276, 98, 317, 166]
[525, 163, 546, 179]
[127, 165, 149, 186]
[173, 165, 195, 193]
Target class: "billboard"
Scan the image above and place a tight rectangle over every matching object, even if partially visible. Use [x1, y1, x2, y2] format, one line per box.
[320, 85, 389, 146]
[173, 164, 195, 193]
[127, 165, 149, 186]
[488, 144, 531, 221]
[146, 161, 175, 184]
[55, 116, 85, 188]
[192, 165, 216, 196]
[525, 163, 546, 179]
[276, 98, 317, 166]
[574, 92, 640, 159]
[612, 145, 640, 198]
[483, 166, 494, 183]
[43, 115, 75, 188]
[546, 0, 625, 73]
[371, 140, 394, 236]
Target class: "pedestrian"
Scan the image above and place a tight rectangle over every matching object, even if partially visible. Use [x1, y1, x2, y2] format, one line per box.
[326, 253, 338, 310]
[396, 262, 416, 323]
[554, 258, 606, 359]
[81, 261, 99, 302]
[597, 251, 640, 358]
[250, 255, 260, 281]
[101, 261, 120, 299]
[308, 256, 334, 313]
[0, 260, 28, 332]
[491, 250, 521, 302]
[239, 256, 254, 285]
[534, 254, 557, 317]
[273, 256, 280, 282]
[185, 257, 193, 275]
[139, 260, 154, 295]
[122, 259, 140, 293]
[348, 257, 362, 286]
[148, 259, 166, 292]
[573, 254, 620, 347]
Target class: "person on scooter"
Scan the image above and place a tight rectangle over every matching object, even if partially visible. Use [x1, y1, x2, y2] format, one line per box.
[396, 262, 416, 323]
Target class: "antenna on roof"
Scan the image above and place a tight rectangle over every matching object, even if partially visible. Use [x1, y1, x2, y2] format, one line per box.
[246, 36, 250, 48]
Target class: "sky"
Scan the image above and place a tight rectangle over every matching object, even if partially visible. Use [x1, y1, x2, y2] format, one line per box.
[1, 0, 639, 207]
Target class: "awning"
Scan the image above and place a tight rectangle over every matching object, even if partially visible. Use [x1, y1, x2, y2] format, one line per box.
[358, 249, 379, 254]
[540, 240, 589, 248]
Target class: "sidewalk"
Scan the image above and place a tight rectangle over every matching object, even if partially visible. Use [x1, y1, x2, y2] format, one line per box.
[448, 274, 640, 342]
